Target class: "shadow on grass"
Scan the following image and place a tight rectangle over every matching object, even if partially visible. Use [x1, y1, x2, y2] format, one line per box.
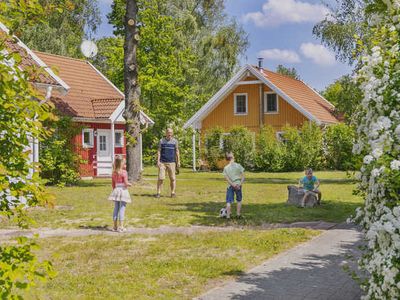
[168, 200, 360, 226]
[210, 177, 356, 185]
[78, 225, 109, 231]
[210, 237, 364, 299]
[75, 180, 110, 187]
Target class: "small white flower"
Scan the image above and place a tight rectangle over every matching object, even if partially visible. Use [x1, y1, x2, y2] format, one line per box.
[364, 155, 375, 164]
[390, 160, 400, 170]
[372, 148, 383, 159]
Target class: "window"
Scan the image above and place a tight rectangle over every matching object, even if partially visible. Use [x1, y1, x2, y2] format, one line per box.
[264, 93, 278, 113]
[82, 129, 93, 148]
[99, 135, 107, 151]
[115, 130, 124, 147]
[234, 93, 248, 115]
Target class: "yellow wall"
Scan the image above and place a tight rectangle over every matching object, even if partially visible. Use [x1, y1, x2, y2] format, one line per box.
[201, 82, 308, 133]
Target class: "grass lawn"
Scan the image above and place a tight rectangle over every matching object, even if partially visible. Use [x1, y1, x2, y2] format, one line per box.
[27, 229, 319, 299]
[1, 168, 362, 229]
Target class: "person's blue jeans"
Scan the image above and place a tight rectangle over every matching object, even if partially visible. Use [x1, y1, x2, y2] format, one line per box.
[113, 201, 126, 221]
[226, 186, 242, 203]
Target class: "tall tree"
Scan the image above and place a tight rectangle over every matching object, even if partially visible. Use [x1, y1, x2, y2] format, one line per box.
[312, 0, 367, 65]
[4, 0, 101, 58]
[124, 0, 141, 181]
[322, 75, 363, 122]
[276, 64, 300, 80]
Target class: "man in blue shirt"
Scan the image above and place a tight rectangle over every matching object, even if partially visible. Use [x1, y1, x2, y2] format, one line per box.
[299, 168, 321, 207]
[156, 128, 180, 198]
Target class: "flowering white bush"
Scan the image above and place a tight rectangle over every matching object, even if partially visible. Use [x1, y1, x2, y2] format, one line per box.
[353, 1, 400, 298]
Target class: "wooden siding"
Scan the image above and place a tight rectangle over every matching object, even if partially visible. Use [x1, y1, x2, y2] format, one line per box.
[74, 122, 126, 177]
[201, 82, 308, 133]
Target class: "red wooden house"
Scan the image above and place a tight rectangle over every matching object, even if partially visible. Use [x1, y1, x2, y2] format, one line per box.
[35, 51, 154, 177]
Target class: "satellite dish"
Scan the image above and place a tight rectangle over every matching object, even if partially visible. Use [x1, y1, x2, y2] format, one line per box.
[80, 40, 98, 58]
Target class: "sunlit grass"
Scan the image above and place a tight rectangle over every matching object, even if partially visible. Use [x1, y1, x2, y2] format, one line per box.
[28, 228, 319, 299]
[1, 168, 362, 229]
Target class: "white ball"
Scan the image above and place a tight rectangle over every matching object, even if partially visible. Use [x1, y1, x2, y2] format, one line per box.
[219, 207, 227, 218]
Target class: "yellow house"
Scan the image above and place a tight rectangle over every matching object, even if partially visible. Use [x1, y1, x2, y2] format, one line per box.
[183, 63, 339, 170]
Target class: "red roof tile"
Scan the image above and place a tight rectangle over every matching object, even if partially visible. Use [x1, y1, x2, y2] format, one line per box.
[261, 69, 339, 124]
[35, 51, 123, 118]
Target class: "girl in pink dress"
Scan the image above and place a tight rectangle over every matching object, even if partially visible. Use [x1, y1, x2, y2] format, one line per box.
[108, 156, 131, 232]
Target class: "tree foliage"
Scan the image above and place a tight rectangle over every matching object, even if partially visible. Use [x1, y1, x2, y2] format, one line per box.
[40, 116, 82, 186]
[276, 64, 300, 80]
[312, 0, 367, 64]
[322, 74, 363, 121]
[0, 2, 57, 297]
[2, 0, 101, 58]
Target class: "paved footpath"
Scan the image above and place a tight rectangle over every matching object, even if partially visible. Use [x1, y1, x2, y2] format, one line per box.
[196, 226, 364, 300]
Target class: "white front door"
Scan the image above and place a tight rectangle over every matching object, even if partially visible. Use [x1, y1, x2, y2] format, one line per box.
[97, 130, 112, 176]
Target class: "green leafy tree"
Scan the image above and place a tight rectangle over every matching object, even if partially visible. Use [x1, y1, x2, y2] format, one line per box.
[312, 0, 367, 64]
[0, 2, 58, 297]
[322, 75, 363, 121]
[276, 64, 300, 80]
[3, 0, 101, 58]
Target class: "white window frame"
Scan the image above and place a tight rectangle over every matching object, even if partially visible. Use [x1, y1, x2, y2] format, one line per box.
[115, 130, 124, 147]
[234, 93, 248, 115]
[82, 128, 94, 148]
[264, 92, 279, 114]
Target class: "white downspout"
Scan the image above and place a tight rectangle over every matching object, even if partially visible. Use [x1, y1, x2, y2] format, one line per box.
[111, 120, 115, 165]
[192, 131, 196, 172]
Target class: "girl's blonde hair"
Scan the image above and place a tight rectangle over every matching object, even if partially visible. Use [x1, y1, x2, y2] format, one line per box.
[113, 156, 123, 173]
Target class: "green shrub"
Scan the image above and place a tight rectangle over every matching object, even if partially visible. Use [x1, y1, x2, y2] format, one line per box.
[40, 116, 81, 186]
[204, 127, 224, 170]
[324, 123, 358, 170]
[280, 123, 324, 171]
[254, 126, 284, 171]
[223, 126, 254, 169]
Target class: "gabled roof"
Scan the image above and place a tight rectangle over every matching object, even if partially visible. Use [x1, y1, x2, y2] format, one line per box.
[0, 22, 69, 93]
[35, 51, 122, 119]
[183, 64, 339, 129]
[35, 51, 154, 125]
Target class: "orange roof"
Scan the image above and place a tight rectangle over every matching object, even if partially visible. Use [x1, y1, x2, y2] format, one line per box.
[261, 69, 339, 124]
[35, 51, 123, 118]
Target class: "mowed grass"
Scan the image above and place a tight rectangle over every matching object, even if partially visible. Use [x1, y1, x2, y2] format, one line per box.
[28, 229, 319, 299]
[1, 168, 362, 229]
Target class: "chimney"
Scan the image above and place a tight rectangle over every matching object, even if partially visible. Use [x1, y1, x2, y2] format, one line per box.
[257, 57, 264, 69]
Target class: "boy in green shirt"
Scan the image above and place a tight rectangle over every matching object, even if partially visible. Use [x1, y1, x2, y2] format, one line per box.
[223, 152, 245, 219]
[299, 168, 321, 207]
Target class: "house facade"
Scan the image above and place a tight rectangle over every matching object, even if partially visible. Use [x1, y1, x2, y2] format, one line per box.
[35, 51, 154, 177]
[184, 64, 339, 170]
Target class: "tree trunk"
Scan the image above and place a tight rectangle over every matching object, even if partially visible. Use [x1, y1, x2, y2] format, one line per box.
[124, 0, 141, 182]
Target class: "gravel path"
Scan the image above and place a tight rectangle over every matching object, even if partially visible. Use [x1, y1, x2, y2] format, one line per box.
[0, 221, 339, 240]
[196, 226, 363, 300]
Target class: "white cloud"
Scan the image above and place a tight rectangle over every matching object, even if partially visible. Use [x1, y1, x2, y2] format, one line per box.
[258, 49, 301, 63]
[243, 0, 331, 27]
[299, 43, 336, 66]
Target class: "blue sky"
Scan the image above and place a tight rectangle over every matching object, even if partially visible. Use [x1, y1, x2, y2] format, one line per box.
[96, 0, 353, 91]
